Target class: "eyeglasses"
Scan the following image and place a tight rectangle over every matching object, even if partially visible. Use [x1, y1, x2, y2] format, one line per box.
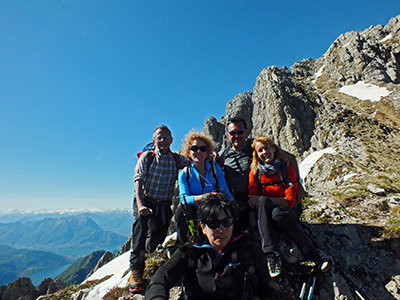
[206, 217, 235, 229]
[190, 145, 208, 152]
[227, 129, 245, 136]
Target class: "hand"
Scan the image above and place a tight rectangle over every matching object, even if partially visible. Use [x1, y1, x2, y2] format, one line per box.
[208, 192, 222, 197]
[247, 195, 259, 209]
[212, 151, 219, 160]
[138, 206, 153, 217]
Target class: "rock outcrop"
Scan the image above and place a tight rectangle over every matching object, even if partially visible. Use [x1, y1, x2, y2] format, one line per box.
[85, 251, 114, 279]
[200, 14, 400, 300]
[0, 277, 66, 300]
[1, 277, 38, 300]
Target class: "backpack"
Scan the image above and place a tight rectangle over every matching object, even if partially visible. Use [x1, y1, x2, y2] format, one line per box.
[255, 162, 294, 195]
[143, 150, 180, 171]
[136, 142, 155, 158]
[184, 160, 219, 190]
[136, 142, 180, 170]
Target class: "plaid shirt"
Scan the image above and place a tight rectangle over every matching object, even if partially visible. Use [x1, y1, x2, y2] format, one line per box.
[134, 148, 183, 201]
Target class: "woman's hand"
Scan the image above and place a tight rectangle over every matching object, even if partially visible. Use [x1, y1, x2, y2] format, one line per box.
[208, 191, 222, 197]
[247, 195, 260, 209]
[194, 192, 223, 205]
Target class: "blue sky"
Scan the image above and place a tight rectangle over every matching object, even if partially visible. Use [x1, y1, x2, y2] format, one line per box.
[1, 1, 398, 212]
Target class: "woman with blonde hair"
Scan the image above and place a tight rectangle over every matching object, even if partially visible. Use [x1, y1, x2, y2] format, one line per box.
[175, 130, 234, 245]
[248, 136, 331, 278]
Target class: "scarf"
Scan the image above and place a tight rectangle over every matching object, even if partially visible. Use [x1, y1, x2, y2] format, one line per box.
[258, 158, 282, 176]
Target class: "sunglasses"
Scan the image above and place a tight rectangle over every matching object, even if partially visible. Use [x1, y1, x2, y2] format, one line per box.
[206, 217, 235, 229]
[228, 129, 245, 136]
[190, 145, 208, 152]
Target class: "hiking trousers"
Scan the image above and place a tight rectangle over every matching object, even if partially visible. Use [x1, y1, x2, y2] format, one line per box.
[130, 196, 172, 272]
[257, 196, 317, 258]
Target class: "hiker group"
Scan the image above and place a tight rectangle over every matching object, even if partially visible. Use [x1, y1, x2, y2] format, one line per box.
[129, 118, 332, 300]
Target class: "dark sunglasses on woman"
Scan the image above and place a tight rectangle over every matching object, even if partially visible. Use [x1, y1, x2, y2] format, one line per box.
[206, 217, 235, 229]
[190, 145, 208, 152]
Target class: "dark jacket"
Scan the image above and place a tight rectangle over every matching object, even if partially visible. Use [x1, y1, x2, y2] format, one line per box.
[145, 234, 273, 300]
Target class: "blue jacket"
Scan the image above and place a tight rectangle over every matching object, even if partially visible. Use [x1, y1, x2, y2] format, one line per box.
[178, 160, 234, 206]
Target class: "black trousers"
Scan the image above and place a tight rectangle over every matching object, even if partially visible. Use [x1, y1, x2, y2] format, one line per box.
[234, 193, 252, 232]
[257, 196, 317, 259]
[129, 197, 172, 272]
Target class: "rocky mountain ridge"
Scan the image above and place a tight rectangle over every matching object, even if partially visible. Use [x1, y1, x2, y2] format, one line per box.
[0, 209, 133, 237]
[0, 215, 127, 252]
[202, 14, 400, 300]
[2, 14, 400, 300]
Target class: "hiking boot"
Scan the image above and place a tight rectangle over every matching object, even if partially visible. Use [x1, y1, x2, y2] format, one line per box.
[128, 270, 145, 294]
[313, 249, 333, 272]
[265, 251, 281, 278]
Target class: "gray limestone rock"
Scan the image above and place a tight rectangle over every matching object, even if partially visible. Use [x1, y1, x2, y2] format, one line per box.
[2, 277, 38, 300]
[85, 251, 114, 279]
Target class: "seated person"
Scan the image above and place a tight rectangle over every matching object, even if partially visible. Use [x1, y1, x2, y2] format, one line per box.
[145, 195, 276, 300]
[248, 136, 331, 278]
[175, 130, 234, 244]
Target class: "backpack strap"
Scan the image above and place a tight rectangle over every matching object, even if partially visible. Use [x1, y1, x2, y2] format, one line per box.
[185, 160, 219, 190]
[255, 163, 294, 194]
[256, 170, 263, 195]
[148, 150, 180, 172]
[209, 160, 219, 189]
[280, 163, 294, 187]
[185, 165, 191, 187]
[142, 150, 155, 171]
[172, 152, 181, 170]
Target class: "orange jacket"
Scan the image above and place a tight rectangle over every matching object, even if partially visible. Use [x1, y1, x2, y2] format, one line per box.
[248, 164, 298, 209]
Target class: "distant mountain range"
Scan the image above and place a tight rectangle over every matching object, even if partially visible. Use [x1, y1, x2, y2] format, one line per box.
[0, 244, 74, 286]
[0, 208, 133, 237]
[0, 215, 128, 252]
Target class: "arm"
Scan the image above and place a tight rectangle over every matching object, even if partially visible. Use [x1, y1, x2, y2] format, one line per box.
[178, 168, 196, 205]
[283, 165, 298, 209]
[257, 167, 298, 208]
[145, 249, 189, 300]
[287, 153, 305, 202]
[178, 167, 210, 206]
[135, 179, 152, 216]
[248, 170, 261, 209]
[134, 152, 153, 216]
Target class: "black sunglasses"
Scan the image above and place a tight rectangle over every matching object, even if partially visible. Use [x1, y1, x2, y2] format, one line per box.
[206, 217, 235, 229]
[190, 145, 208, 152]
[228, 129, 245, 136]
